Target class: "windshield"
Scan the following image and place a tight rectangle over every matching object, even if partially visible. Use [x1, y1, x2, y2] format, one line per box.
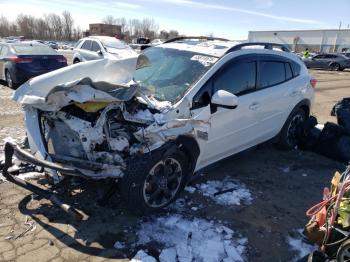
[99, 38, 129, 49]
[134, 47, 218, 103]
[13, 44, 57, 55]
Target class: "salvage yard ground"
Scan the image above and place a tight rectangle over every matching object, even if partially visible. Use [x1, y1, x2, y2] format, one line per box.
[0, 52, 349, 261]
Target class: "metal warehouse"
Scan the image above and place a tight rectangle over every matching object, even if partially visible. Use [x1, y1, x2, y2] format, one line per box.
[248, 29, 350, 53]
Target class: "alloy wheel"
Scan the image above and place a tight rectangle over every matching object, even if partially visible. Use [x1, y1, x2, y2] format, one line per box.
[143, 157, 183, 208]
[286, 114, 304, 147]
[6, 71, 13, 88]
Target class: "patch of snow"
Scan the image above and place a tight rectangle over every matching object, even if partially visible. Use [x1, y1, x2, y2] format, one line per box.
[287, 229, 316, 261]
[131, 250, 157, 262]
[159, 247, 177, 262]
[184, 186, 196, 194]
[113, 241, 126, 249]
[136, 215, 247, 262]
[279, 167, 290, 173]
[195, 177, 252, 206]
[17, 172, 44, 180]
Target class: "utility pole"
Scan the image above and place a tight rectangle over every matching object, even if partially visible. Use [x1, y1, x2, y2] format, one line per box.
[338, 21, 342, 29]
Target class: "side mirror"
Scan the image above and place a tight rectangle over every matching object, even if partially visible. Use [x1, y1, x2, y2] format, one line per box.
[211, 90, 238, 109]
[97, 50, 103, 56]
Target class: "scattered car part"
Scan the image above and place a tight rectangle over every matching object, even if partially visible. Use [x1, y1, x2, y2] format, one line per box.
[2, 141, 86, 220]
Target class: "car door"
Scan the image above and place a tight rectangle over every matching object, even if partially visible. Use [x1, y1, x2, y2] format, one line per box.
[253, 58, 295, 140]
[311, 55, 328, 68]
[79, 40, 92, 61]
[89, 41, 104, 60]
[194, 56, 261, 168]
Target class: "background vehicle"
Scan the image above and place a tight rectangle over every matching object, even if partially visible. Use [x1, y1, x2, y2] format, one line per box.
[303, 53, 350, 71]
[47, 41, 58, 50]
[72, 36, 136, 63]
[0, 41, 67, 88]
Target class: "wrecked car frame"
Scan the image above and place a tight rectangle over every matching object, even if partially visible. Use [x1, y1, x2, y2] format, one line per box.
[2, 39, 314, 214]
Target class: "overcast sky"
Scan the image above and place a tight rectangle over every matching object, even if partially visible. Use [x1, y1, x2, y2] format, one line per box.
[1, 0, 350, 39]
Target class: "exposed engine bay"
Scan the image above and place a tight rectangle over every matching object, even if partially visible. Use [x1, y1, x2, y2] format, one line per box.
[12, 56, 210, 179]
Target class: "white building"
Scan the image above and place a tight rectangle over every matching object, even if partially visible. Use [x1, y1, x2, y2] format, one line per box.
[248, 29, 350, 53]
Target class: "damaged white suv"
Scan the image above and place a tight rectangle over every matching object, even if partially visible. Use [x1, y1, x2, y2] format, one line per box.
[4, 37, 315, 213]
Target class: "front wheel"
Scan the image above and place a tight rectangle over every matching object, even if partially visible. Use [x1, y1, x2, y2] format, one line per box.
[120, 148, 189, 213]
[276, 108, 306, 150]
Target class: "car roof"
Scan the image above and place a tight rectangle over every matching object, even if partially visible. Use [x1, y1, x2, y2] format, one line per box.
[159, 39, 240, 57]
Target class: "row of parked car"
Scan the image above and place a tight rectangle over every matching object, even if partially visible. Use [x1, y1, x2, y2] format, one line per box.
[0, 35, 349, 89]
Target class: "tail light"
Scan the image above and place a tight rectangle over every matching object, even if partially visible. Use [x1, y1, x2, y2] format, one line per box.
[310, 77, 317, 88]
[10, 56, 32, 63]
[57, 56, 67, 63]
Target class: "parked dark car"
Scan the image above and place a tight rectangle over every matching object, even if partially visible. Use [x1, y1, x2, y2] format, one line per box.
[0, 41, 67, 88]
[303, 53, 350, 71]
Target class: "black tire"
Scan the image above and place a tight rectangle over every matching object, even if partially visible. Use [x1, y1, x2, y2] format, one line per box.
[120, 147, 189, 213]
[336, 239, 350, 262]
[276, 108, 306, 150]
[73, 59, 80, 64]
[5, 70, 18, 89]
[329, 63, 340, 71]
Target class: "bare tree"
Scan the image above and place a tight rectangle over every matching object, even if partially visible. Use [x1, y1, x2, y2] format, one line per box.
[16, 14, 36, 38]
[0, 16, 10, 37]
[103, 15, 117, 25]
[61, 10, 74, 40]
[47, 13, 63, 40]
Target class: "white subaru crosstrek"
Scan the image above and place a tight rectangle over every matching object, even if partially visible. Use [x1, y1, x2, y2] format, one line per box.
[5, 37, 315, 214]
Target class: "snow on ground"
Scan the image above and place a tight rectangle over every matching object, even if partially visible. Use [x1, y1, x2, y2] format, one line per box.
[135, 214, 247, 262]
[185, 177, 252, 206]
[287, 229, 316, 261]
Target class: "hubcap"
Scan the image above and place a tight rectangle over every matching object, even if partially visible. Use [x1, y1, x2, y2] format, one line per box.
[6, 72, 12, 88]
[331, 64, 339, 71]
[286, 114, 304, 147]
[143, 158, 183, 208]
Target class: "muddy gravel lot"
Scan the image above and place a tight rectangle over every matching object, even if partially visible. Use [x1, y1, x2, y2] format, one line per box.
[0, 62, 349, 261]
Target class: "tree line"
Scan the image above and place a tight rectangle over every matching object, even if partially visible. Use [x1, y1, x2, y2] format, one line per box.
[102, 16, 180, 41]
[0, 11, 80, 41]
[0, 11, 181, 42]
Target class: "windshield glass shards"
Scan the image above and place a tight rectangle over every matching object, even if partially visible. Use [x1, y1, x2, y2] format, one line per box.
[134, 47, 218, 103]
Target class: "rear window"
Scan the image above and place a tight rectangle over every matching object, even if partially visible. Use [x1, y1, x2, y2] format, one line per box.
[12, 44, 56, 55]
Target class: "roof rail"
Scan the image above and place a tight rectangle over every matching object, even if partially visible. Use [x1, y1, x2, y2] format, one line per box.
[226, 42, 290, 54]
[163, 36, 230, 44]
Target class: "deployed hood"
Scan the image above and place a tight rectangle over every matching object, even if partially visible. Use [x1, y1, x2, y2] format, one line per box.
[13, 55, 150, 111]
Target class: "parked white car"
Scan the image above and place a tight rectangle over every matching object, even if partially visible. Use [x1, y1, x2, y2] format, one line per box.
[72, 36, 136, 63]
[5, 37, 315, 214]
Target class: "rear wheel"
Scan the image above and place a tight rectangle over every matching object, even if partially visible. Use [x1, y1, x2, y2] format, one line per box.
[276, 108, 306, 150]
[5, 70, 17, 89]
[73, 59, 80, 64]
[120, 148, 189, 213]
[329, 63, 341, 71]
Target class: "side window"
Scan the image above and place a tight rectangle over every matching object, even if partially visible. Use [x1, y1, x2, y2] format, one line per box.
[314, 55, 325, 59]
[259, 61, 285, 89]
[213, 61, 256, 96]
[290, 61, 301, 77]
[91, 41, 101, 52]
[285, 62, 293, 80]
[81, 40, 92, 50]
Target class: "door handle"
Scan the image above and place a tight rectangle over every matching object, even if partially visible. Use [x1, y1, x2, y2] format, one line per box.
[249, 102, 260, 110]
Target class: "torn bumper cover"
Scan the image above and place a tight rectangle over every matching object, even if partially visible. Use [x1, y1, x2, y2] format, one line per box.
[2, 141, 85, 220]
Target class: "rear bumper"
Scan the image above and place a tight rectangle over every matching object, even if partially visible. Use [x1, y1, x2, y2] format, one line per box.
[10, 64, 67, 84]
